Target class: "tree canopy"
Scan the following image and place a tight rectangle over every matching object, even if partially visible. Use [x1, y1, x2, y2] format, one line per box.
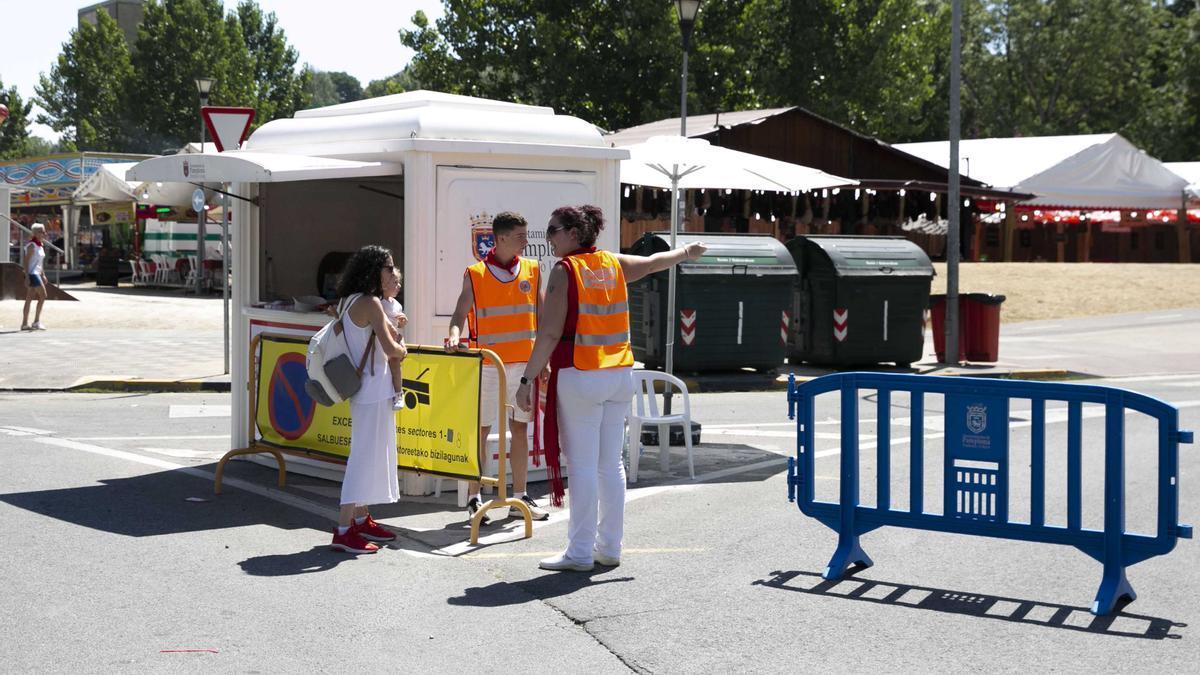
[1, 81, 36, 160]
[35, 8, 134, 151]
[35, 0, 310, 154]
[16, 0, 1200, 162]
[402, 0, 1200, 158]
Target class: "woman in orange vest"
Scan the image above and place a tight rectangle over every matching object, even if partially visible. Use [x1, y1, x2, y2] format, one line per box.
[516, 205, 705, 571]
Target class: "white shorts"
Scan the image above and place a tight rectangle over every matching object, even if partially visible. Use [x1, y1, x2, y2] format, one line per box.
[480, 362, 533, 427]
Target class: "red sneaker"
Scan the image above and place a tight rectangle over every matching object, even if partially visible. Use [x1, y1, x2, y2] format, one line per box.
[331, 527, 380, 554]
[355, 515, 397, 542]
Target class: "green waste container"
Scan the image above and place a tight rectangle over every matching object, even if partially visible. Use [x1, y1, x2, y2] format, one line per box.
[628, 232, 797, 373]
[786, 235, 933, 367]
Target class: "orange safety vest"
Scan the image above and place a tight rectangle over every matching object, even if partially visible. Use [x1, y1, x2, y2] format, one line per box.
[467, 257, 539, 364]
[564, 250, 633, 370]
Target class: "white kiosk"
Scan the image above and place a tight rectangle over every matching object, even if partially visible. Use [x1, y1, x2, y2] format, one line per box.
[127, 91, 628, 493]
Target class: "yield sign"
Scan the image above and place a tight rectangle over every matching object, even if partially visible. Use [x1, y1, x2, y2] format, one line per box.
[833, 308, 849, 342]
[201, 106, 256, 152]
[680, 309, 697, 346]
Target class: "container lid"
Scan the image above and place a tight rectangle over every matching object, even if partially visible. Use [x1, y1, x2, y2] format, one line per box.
[630, 232, 798, 276]
[785, 235, 933, 278]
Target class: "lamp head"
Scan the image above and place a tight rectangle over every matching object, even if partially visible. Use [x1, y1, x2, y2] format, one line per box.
[676, 0, 701, 25]
[195, 76, 215, 103]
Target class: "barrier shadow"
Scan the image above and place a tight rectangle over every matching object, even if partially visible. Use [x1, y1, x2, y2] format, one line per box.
[754, 570, 1185, 640]
[447, 570, 634, 608]
[0, 467, 329, 537]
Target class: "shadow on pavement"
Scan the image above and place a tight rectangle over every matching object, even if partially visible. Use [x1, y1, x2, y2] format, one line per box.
[448, 570, 635, 608]
[0, 466, 323, 537]
[237, 545, 364, 575]
[754, 569, 1185, 640]
[631, 442, 789, 485]
[235, 533, 436, 569]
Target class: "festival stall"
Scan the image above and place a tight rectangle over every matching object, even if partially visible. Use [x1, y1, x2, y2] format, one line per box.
[127, 90, 628, 495]
[896, 134, 1195, 262]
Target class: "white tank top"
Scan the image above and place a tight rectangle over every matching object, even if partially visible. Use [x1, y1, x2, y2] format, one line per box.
[26, 242, 45, 276]
[341, 295, 393, 405]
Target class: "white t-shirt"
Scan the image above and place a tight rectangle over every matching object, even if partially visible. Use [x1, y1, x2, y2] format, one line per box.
[382, 297, 405, 338]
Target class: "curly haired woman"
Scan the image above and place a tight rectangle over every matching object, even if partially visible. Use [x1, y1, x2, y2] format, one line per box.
[330, 245, 409, 553]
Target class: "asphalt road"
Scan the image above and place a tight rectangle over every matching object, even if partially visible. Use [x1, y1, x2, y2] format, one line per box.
[2, 371, 1197, 672]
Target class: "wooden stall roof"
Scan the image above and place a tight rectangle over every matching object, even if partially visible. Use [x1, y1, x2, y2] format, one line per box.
[608, 107, 987, 187]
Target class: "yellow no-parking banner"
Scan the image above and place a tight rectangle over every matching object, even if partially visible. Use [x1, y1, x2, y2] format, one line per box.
[254, 336, 482, 480]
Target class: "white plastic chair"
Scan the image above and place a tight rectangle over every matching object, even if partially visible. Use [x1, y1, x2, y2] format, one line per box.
[153, 255, 173, 285]
[183, 255, 199, 288]
[627, 370, 694, 483]
[139, 259, 155, 286]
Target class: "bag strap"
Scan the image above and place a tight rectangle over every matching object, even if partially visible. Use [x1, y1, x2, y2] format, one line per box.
[341, 293, 376, 377]
[356, 332, 377, 377]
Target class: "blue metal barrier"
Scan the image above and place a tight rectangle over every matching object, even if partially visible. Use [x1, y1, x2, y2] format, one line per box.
[785, 372, 1193, 615]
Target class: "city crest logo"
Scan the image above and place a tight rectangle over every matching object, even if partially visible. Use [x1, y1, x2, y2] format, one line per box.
[966, 404, 987, 434]
[470, 212, 494, 261]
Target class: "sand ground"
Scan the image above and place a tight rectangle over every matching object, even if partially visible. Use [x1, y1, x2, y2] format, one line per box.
[931, 262, 1200, 323]
[3, 263, 1198, 331]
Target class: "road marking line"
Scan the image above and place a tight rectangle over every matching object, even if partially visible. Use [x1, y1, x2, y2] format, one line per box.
[140, 447, 227, 459]
[466, 546, 708, 560]
[169, 405, 231, 418]
[704, 428, 876, 440]
[30, 436, 340, 521]
[703, 422, 797, 429]
[1104, 373, 1200, 383]
[691, 457, 787, 481]
[0, 425, 54, 436]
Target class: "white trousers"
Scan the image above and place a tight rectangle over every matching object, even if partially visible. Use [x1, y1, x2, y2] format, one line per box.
[556, 366, 634, 561]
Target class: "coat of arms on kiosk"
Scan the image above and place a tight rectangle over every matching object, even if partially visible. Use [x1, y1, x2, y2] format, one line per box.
[470, 212, 495, 261]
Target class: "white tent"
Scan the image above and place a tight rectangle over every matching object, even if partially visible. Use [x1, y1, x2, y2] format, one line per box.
[895, 134, 1187, 209]
[1166, 162, 1200, 206]
[621, 135, 852, 192]
[73, 161, 196, 206]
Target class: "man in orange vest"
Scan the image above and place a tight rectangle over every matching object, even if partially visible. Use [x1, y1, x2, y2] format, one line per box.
[448, 212, 549, 524]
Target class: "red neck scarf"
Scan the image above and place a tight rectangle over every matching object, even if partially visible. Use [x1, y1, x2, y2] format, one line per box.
[542, 245, 599, 506]
[483, 248, 519, 276]
[30, 238, 43, 248]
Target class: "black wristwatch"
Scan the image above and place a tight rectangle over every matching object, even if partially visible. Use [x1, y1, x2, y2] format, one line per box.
[519, 376, 531, 386]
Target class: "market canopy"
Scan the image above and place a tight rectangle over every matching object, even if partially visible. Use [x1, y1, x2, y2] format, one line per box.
[126, 151, 403, 184]
[895, 134, 1187, 210]
[1166, 162, 1200, 206]
[620, 135, 853, 193]
[72, 161, 196, 206]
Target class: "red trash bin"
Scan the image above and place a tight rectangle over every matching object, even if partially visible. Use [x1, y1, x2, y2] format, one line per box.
[928, 293, 1005, 362]
[963, 293, 1005, 362]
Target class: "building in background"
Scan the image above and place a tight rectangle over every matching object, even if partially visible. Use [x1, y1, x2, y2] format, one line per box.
[78, 0, 145, 47]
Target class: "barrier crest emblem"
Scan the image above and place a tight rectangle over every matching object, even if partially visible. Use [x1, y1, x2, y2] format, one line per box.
[966, 404, 987, 434]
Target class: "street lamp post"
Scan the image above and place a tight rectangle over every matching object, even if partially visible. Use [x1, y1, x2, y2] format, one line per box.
[662, 0, 701, 432]
[194, 77, 214, 295]
[666, 0, 701, 379]
[945, 0, 962, 364]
